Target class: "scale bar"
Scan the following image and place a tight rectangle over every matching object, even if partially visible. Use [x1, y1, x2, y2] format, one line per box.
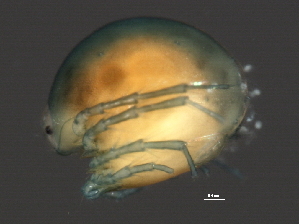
[204, 199, 225, 200]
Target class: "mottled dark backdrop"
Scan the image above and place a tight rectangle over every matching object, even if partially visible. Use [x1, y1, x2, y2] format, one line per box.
[1, 1, 298, 223]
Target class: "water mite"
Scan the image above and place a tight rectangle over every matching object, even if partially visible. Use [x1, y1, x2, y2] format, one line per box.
[43, 17, 248, 199]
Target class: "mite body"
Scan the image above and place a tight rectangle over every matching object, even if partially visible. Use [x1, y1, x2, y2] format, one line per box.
[43, 18, 248, 199]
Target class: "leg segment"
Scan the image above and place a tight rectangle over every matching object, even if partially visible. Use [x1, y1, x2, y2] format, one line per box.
[89, 139, 198, 177]
[82, 162, 173, 199]
[72, 83, 230, 136]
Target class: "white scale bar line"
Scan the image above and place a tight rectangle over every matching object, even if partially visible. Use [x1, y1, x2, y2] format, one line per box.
[204, 199, 225, 200]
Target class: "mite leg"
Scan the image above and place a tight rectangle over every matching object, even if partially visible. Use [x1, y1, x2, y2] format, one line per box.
[89, 140, 147, 168]
[82, 163, 173, 199]
[89, 139, 197, 177]
[72, 83, 230, 136]
[72, 93, 139, 136]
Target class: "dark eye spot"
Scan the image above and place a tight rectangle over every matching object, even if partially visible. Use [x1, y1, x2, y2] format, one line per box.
[45, 126, 53, 135]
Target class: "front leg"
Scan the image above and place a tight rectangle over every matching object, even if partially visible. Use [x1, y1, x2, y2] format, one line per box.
[72, 83, 230, 136]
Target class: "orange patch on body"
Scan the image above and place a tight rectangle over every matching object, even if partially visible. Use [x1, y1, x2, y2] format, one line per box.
[66, 36, 205, 114]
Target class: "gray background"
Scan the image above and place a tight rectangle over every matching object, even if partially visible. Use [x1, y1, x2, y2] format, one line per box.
[1, 0, 298, 223]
